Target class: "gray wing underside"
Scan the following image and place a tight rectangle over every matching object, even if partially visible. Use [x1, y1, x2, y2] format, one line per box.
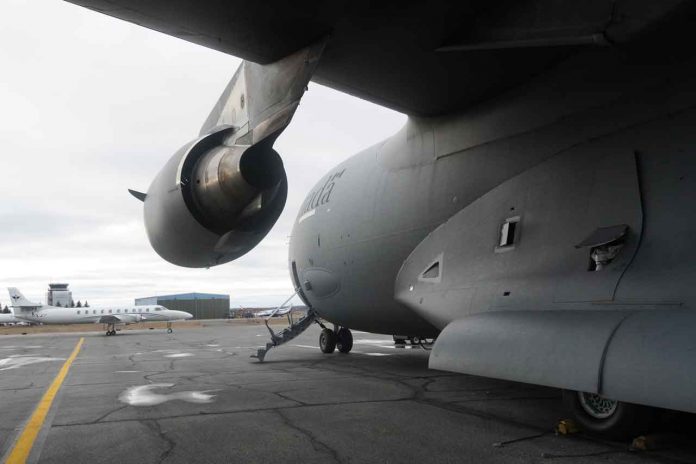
[63, 0, 695, 116]
[98, 315, 128, 324]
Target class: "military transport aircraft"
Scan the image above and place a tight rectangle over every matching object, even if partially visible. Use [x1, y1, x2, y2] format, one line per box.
[8, 288, 192, 335]
[66, 0, 696, 437]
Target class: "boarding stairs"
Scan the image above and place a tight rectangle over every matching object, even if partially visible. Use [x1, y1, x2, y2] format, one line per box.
[251, 292, 316, 362]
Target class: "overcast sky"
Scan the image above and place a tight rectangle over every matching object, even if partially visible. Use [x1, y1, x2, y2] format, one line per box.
[0, 0, 405, 308]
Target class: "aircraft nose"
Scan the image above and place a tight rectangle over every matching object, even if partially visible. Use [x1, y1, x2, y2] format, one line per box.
[182, 311, 193, 320]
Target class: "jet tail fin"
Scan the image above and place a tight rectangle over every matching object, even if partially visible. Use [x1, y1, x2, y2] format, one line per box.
[7, 287, 40, 309]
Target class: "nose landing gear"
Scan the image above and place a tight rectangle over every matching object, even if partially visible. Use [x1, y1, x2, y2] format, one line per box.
[166, 322, 173, 334]
[318, 323, 353, 354]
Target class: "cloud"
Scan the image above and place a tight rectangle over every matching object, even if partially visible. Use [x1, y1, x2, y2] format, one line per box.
[0, 0, 406, 308]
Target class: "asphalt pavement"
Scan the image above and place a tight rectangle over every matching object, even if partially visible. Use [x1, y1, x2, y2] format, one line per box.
[1, 323, 695, 463]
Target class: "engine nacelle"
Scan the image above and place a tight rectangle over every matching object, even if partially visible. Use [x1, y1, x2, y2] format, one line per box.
[142, 128, 287, 268]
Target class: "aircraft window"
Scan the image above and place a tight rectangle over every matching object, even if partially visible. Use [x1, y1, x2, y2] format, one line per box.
[155, 308, 162, 311]
[117, 309, 120, 313]
[76, 310, 80, 315]
[146, 308, 150, 312]
[93, 310, 97, 314]
[101, 309, 105, 314]
[109, 309, 112, 314]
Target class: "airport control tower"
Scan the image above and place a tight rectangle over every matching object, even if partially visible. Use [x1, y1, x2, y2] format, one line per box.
[46, 283, 72, 307]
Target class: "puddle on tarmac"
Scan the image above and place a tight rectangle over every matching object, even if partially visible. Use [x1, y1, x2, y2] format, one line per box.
[119, 383, 216, 406]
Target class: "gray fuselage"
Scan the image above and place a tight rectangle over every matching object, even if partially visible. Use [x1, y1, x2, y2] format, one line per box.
[289, 47, 696, 337]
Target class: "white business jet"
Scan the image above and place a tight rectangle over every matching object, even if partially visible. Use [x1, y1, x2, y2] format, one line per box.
[8, 288, 192, 336]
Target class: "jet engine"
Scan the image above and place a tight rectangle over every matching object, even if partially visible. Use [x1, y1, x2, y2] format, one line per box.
[130, 41, 324, 268]
[138, 127, 287, 268]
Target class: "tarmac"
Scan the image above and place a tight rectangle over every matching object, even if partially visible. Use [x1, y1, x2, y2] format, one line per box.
[1, 322, 695, 464]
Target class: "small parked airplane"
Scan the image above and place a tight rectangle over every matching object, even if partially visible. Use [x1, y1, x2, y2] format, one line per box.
[8, 288, 193, 335]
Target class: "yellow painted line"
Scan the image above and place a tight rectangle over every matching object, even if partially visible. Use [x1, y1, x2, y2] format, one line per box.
[5, 337, 84, 464]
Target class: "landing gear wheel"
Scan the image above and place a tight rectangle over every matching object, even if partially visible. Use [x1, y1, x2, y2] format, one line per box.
[319, 328, 336, 353]
[167, 328, 173, 334]
[336, 328, 353, 353]
[410, 336, 421, 346]
[563, 390, 657, 439]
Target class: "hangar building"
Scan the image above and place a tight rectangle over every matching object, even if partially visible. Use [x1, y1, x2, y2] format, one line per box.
[135, 292, 229, 319]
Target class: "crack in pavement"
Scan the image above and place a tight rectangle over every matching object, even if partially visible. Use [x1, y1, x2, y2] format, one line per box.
[274, 408, 347, 464]
[143, 419, 176, 464]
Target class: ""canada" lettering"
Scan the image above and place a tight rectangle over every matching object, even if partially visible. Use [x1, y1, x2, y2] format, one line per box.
[302, 168, 346, 213]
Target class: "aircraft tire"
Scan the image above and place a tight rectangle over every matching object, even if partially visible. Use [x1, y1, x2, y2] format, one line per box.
[167, 328, 173, 334]
[336, 328, 353, 353]
[562, 390, 657, 439]
[319, 328, 336, 353]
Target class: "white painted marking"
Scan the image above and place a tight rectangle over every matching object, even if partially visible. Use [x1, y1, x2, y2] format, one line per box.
[115, 370, 141, 373]
[353, 339, 393, 345]
[0, 345, 43, 349]
[0, 356, 64, 371]
[205, 344, 220, 347]
[293, 344, 317, 350]
[298, 209, 316, 223]
[119, 383, 216, 406]
[164, 353, 194, 358]
[364, 353, 392, 357]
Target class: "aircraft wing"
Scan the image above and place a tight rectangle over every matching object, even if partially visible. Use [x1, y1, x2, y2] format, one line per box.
[63, 0, 693, 116]
[255, 307, 292, 318]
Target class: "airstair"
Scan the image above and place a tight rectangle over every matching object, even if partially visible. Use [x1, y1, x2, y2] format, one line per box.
[251, 292, 316, 362]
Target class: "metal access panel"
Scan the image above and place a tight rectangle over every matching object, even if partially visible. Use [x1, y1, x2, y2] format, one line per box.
[395, 149, 643, 328]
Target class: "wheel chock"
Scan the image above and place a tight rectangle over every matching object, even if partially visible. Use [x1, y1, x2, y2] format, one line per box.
[630, 435, 664, 451]
[555, 419, 580, 435]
